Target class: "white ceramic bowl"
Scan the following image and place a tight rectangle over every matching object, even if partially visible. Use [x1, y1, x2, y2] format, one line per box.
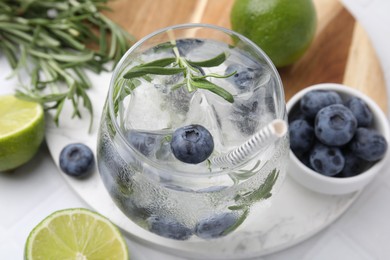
[287, 83, 390, 195]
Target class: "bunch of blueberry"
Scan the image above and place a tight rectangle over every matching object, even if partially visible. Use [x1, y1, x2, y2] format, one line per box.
[289, 89, 388, 177]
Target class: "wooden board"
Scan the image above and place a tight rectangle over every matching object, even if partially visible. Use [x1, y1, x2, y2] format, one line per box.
[105, 0, 387, 112]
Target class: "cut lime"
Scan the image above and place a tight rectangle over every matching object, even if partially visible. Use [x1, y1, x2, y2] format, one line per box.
[0, 95, 45, 172]
[25, 208, 129, 260]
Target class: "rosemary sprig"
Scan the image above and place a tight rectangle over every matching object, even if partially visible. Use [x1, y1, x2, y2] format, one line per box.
[0, 0, 135, 129]
[213, 168, 280, 235]
[123, 42, 235, 103]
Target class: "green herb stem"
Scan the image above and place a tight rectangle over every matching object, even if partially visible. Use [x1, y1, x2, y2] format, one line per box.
[0, 0, 136, 131]
[122, 42, 235, 103]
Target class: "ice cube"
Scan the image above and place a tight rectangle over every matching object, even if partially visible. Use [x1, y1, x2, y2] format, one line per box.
[225, 64, 262, 92]
[124, 80, 171, 131]
[176, 38, 204, 56]
[228, 68, 275, 136]
[124, 129, 174, 162]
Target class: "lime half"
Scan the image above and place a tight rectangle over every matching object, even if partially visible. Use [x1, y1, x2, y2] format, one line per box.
[25, 208, 129, 260]
[0, 95, 45, 172]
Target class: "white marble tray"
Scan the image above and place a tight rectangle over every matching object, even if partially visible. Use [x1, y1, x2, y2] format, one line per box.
[45, 71, 360, 259]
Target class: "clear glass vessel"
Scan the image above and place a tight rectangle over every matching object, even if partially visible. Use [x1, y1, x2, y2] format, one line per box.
[97, 24, 289, 259]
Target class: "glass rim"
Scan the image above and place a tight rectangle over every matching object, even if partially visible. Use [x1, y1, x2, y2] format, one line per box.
[107, 23, 286, 177]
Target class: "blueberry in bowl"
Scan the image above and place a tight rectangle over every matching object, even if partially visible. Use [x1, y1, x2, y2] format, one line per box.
[287, 83, 390, 195]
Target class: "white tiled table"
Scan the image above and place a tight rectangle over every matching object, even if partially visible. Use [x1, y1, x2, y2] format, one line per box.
[2, 0, 390, 259]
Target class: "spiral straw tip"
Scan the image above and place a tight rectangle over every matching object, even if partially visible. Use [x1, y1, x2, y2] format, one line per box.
[272, 119, 288, 137]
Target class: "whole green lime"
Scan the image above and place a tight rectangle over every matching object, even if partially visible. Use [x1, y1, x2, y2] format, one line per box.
[231, 0, 317, 68]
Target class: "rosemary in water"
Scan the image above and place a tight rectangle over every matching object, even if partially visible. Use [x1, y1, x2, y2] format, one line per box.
[123, 40, 235, 103]
[0, 0, 135, 129]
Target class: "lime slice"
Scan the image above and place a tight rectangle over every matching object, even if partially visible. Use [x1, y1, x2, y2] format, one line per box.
[0, 95, 45, 172]
[25, 208, 129, 260]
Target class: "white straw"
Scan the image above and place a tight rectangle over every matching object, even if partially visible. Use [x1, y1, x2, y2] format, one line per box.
[211, 119, 287, 167]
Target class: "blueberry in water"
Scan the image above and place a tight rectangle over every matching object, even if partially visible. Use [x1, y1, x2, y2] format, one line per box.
[225, 64, 261, 91]
[338, 150, 372, 178]
[195, 212, 238, 239]
[289, 119, 315, 156]
[315, 104, 357, 146]
[309, 142, 345, 176]
[300, 90, 343, 118]
[168, 85, 194, 113]
[345, 97, 373, 127]
[176, 38, 204, 56]
[231, 99, 260, 135]
[170, 124, 214, 164]
[147, 215, 193, 240]
[125, 131, 156, 156]
[59, 143, 95, 178]
[349, 127, 388, 162]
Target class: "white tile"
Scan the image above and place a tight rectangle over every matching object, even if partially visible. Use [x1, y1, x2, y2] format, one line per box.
[0, 239, 22, 260]
[0, 226, 5, 244]
[335, 182, 390, 259]
[0, 146, 64, 229]
[8, 184, 88, 249]
[303, 230, 372, 260]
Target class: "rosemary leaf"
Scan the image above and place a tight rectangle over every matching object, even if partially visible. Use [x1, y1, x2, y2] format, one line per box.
[0, 0, 136, 130]
[191, 78, 234, 103]
[192, 70, 237, 80]
[138, 57, 176, 68]
[123, 66, 185, 79]
[50, 51, 95, 63]
[222, 208, 249, 236]
[187, 52, 227, 67]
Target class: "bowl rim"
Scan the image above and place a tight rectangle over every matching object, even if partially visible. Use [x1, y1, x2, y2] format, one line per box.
[287, 83, 390, 185]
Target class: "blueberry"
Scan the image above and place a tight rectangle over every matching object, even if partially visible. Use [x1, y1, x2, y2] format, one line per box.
[349, 127, 388, 162]
[296, 152, 312, 170]
[345, 97, 373, 127]
[176, 39, 204, 56]
[231, 98, 261, 135]
[288, 107, 313, 124]
[59, 143, 95, 178]
[126, 131, 156, 156]
[195, 212, 238, 239]
[300, 90, 343, 118]
[170, 124, 214, 164]
[225, 64, 261, 91]
[147, 215, 193, 240]
[289, 119, 315, 156]
[315, 104, 357, 146]
[309, 142, 345, 176]
[230, 99, 260, 135]
[337, 150, 372, 178]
